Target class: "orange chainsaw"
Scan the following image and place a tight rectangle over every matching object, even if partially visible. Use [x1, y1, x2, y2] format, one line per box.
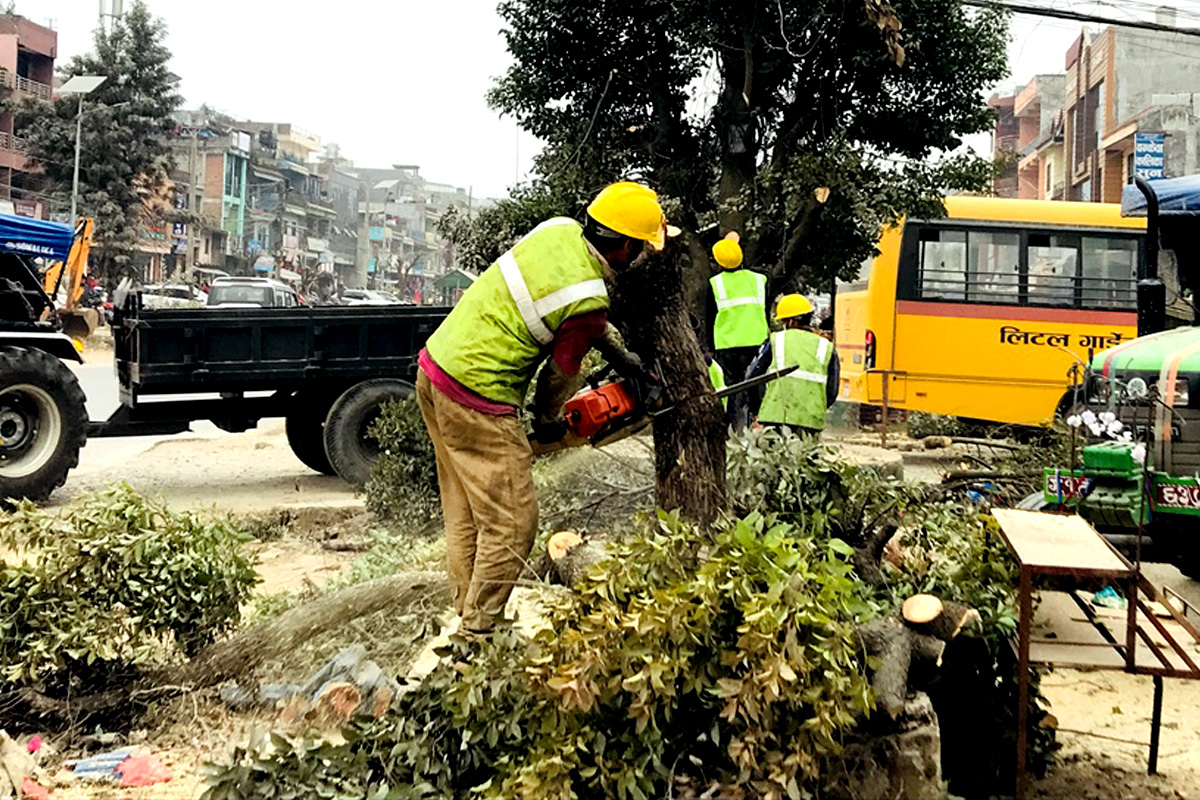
[529, 364, 797, 455]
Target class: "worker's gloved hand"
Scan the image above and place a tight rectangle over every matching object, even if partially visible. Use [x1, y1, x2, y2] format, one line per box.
[531, 417, 568, 445]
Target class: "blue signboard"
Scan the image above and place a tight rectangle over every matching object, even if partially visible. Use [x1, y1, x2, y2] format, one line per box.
[1134, 132, 1166, 180]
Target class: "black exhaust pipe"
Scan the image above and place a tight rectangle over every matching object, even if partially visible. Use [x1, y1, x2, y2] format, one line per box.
[1135, 176, 1166, 336]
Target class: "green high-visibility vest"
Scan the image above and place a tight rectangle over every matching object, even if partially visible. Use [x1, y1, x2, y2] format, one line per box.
[710, 269, 768, 349]
[758, 329, 833, 430]
[708, 358, 728, 410]
[424, 218, 609, 406]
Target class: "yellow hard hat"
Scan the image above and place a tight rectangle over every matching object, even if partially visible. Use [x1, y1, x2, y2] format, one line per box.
[712, 232, 743, 269]
[586, 182, 678, 251]
[775, 293, 813, 320]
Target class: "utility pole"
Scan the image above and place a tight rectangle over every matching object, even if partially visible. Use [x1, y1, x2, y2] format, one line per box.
[356, 182, 370, 290]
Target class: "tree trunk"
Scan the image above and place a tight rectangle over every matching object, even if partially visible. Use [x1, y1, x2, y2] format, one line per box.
[171, 570, 447, 687]
[610, 245, 727, 528]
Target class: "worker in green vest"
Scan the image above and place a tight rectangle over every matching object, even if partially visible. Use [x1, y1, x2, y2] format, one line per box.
[416, 182, 677, 634]
[749, 293, 840, 436]
[706, 232, 768, 429]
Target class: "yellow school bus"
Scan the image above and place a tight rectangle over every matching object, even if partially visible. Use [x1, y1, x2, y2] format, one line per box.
[834, 197, 1144, 426]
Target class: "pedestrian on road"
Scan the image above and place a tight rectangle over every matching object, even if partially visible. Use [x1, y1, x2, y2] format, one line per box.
[747, 293, 840, 437]
[705, 232, 768, 430]
[416, 182, 677, 634]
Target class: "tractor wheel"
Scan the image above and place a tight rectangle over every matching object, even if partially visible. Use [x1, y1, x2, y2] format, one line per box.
[285, 390, 339, 476]
[324, 379, 413, 486]
[0, 347, 88, 503]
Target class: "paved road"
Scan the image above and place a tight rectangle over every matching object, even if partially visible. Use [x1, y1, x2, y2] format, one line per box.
[56, 358, 357, 513]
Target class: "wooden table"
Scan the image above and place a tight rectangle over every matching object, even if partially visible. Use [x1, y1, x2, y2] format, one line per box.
[993, 510, 1137, 800]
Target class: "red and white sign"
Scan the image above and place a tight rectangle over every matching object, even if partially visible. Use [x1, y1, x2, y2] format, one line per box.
[1046, 473, 1088, 499]
[1156, 483, 1200, 510]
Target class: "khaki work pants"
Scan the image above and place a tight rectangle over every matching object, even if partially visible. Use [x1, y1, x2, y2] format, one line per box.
[416, 370, 538, 632]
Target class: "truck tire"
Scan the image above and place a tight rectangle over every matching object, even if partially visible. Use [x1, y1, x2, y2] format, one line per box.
[0, 347, 88, 502]
[285, 391, 338, 476]
[324, 379, 414, 486]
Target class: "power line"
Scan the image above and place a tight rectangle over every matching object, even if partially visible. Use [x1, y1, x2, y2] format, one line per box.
[964, 0, 1200, 37]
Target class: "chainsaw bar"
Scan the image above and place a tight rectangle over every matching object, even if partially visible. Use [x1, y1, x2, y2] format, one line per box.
[650, 365, 798, 417]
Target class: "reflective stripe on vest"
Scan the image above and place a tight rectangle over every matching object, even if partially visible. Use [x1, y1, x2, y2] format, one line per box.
[774, 332, 829, 384]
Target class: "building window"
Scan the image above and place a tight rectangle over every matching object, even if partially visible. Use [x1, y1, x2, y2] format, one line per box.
[1045, 162, 1054, 195]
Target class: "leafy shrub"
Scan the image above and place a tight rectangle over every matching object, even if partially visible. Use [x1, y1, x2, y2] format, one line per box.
[204, 511, 874, 799]
[365, 397, 440, 529]
[0, 484, 258, 689]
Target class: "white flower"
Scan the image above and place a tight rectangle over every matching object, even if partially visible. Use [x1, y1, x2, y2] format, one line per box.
[1087, 422, 1105, 437]
[1131, 444, 1147, 464]
[1066, 415, 1083, 428]
[1120, 431, 1134, 443]
[1106, 420, 1125, 437]
[1082, 410, 1097, 426]
[1099, 411, 1117, 425]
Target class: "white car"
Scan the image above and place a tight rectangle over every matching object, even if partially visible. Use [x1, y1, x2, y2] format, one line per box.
[340, 289, 398, 306]
[140, 284, 206, 309]
[207, 277, 303, 308]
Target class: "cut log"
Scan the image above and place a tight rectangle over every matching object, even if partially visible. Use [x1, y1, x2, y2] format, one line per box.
[547, 530, 584, 561]
[857, 596, 980, 719]
[546, 535, 607, 587]
[902, 594, 944, 625]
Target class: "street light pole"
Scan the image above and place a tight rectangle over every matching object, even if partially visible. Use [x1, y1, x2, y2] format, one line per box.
[71, 93, 84, 223]
[58, 74, 107, 224]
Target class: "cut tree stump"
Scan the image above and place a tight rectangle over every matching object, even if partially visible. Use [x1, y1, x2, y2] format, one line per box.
[857, 595, 980, 719]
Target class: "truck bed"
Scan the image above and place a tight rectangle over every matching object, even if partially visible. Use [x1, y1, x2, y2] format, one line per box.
[114, 303, 451, 400]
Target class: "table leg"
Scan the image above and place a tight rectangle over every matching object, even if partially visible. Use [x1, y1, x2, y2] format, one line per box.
[1016, 566, 1033, 800]
[1149, 675, 1163, 775]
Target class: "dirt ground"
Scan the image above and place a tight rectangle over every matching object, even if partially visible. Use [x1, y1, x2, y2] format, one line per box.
[29, 377, 1200, 798]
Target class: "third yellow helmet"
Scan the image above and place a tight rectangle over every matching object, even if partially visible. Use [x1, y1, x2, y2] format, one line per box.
[775, 293, 814, 320]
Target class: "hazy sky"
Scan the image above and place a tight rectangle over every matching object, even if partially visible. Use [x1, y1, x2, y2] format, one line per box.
[27, 0, 1200, 198]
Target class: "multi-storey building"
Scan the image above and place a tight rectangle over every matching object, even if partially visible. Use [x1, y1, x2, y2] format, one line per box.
[0, 14, 55, 216]
[996, 10, 1200, 202]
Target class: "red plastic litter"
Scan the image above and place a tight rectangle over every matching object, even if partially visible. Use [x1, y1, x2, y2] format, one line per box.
[21, 777, 50, 800]
[116, 754, 173, 787]
[26, 736, 42, 754]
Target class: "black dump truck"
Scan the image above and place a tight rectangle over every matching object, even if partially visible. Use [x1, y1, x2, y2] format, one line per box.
[0, 213, 450, 502]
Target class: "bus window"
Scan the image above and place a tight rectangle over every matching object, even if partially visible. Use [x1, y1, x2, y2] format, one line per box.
[967, 230, 1020, 304]
[1028, 233, 1079, 306]
[1081, 236, 1138, 310]
[918, 228, 966, 300]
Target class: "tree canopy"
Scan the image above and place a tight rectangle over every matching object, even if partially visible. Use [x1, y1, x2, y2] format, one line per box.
[451, 0, 1007, 295]
[17, 1, 181, 283]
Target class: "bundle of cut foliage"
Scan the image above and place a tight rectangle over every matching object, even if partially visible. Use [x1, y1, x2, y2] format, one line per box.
[364, 397, 441, 531]
[203, 510, 875, 799]
[0, 484, 257, 726]
[728, 429, 1057, 792]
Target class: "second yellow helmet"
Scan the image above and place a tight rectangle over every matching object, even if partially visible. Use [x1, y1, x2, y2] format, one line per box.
[712, 232, 743, 269]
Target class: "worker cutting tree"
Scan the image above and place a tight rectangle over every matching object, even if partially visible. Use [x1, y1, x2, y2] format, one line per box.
[416, 182, 676, 635]
[747, 293, 840, 436]
[706, 232, 769, 430]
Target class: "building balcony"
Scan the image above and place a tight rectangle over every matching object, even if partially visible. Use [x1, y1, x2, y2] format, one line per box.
[0, 131, 27, 153]
[0, 69, 52, 100]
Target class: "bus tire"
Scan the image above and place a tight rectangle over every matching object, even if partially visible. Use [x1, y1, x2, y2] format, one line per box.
[0, 347, 88, 503]
[324, 379, 414, 487]
[285, 391, 338, 476]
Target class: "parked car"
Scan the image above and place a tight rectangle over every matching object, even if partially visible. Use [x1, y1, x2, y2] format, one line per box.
[341, 289, 398, 306]
[206, 277, 303, 308]
[141, 284, 207, 310]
